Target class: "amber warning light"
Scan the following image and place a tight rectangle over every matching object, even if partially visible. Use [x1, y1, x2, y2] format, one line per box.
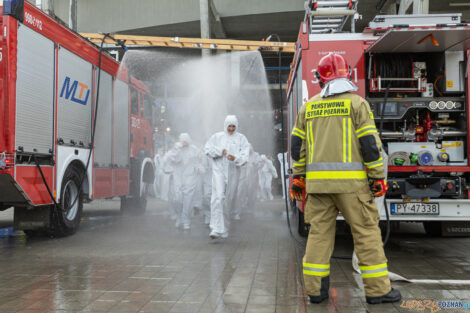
[0, 154, 6, 169]
[0, 152, 13, 170]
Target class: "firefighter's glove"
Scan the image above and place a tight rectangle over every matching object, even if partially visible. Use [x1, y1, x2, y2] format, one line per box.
[370, 179, 388, 198]
[289, 176, 306, 201]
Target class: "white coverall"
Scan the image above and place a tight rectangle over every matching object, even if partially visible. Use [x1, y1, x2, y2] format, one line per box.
[235, 164, 249, 219]
[202, 153, 213, 225]
[152, 154, 162, 198]
[192, 171, 204, 215]
[250, 152, 263, 204]
[165, 133, 204, 229]
[204, 115, 250, 237]
[258, 155, 278, 201]
[237, 145, 261, 214]
[160, 170, 171, 201]
[162, 151, 177, 218]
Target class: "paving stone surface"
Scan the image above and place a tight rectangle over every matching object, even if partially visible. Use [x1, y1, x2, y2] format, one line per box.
[0, 198, 468, 312]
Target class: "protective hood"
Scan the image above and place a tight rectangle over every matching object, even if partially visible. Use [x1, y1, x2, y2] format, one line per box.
[321, 78, 358, 98]
[179, 133, 192, 144]
[224, 115, 238, 134]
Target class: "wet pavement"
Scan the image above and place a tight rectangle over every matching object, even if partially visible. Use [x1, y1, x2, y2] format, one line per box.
[0, 198, 469, 312]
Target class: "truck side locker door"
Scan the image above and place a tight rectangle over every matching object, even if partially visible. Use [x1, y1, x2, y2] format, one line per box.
[113, 79, 130, 196]
[93, 70, 113, 198]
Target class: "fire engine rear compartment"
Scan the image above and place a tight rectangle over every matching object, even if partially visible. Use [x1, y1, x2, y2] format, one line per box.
[364, 27, 470, 203]
[291, 21, 470, 229]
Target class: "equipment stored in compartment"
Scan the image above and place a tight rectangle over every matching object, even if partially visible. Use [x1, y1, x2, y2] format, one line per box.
[388, 141, 465, 166]
[367, 49, 467, 168]
[369, 98, 464, 119]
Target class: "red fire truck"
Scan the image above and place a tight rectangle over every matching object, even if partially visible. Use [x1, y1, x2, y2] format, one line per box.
[0, 0, 155, 236]
[287, 0, 470, 236]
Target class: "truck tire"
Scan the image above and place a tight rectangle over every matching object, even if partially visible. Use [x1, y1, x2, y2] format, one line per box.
[120, 185, 147, 216]
[51, 166, 83, 237]
[23, 230, 48, 237]
[133, 195, 147, 215]
[423, 221, 442, 237]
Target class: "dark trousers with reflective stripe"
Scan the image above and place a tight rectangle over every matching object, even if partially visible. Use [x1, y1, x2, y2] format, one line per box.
[303, 185, 391, 297]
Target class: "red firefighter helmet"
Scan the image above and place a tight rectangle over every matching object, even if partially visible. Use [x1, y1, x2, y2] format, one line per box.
[316, 53, 350, 84]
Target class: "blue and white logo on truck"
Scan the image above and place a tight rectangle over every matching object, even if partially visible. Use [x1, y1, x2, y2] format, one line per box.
[60, 76, 90, 105]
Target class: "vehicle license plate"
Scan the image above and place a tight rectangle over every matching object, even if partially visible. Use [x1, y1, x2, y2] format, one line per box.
[390, 202, 439, 215]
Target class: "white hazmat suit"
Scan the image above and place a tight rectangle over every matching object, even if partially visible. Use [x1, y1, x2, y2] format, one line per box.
[162, 151, 177, 218]
[237, 145, 262, 215]
[202, 153, 213, 225]
[258, 155, 278, 201]
[204, 115, 250, 238]
[152, 154, 163, 198]
[165, 133, 204, 229]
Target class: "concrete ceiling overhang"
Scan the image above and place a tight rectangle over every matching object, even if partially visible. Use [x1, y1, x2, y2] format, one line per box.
[119, 11, 305, 42]
[114, 0, 470, 42]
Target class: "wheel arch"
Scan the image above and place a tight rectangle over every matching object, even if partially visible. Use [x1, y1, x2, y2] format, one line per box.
[56, 146, 92, 202]
[140, 157, 155, 196]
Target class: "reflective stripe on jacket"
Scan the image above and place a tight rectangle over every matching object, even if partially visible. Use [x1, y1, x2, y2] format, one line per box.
[290, 92, 384, 194]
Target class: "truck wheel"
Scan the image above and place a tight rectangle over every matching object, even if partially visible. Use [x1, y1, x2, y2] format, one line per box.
[297, 206, 309, 237]
[23, 230, 48, 237]
[51, 167, 83, 237]
[423, 221, 442, 237]
[120, 196, 130, 214]
[120, 187, 147, 216]
[120, 196, 146, 215]
[134, 195, 147, 215]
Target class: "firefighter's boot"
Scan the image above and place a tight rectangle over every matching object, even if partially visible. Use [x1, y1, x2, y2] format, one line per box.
[366, 288, 402, 304]
[308, 276, 329, 303]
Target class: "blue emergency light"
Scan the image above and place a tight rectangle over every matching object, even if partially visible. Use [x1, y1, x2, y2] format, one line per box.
[3, 0, 24, 23]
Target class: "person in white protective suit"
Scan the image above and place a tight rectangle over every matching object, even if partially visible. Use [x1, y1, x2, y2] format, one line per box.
[152, 154, 162, 198]
[162, 150, 177, 219]
[204, 115, 250, 239]
[235, 158, 249, 220]
[249, 151, 264, 205]
[201, 153, 213, 225]
[237, 145, 261, 216]
[258, 155, 278, 201]
[192, 169, 204, 217]
[160, 166, 171, 202]
[165, 133, 204, 230]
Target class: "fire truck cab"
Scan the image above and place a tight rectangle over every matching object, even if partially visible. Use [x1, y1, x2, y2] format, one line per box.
[287, 5, 470, 236]
[0, 1, 155, 236]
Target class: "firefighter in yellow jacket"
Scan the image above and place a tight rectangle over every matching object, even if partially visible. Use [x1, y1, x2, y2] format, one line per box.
[289, 53, 401, 304]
